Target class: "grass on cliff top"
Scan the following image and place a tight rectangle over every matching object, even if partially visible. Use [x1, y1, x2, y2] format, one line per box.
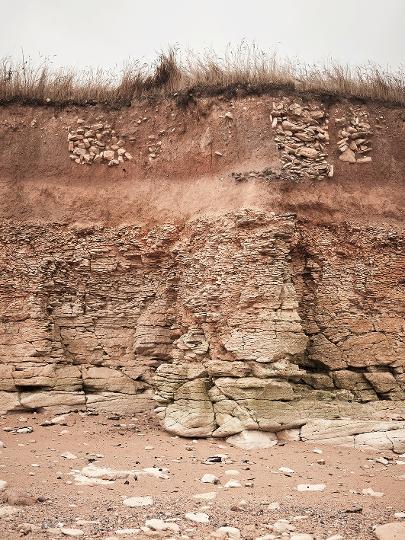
[1, 46, 405, 107]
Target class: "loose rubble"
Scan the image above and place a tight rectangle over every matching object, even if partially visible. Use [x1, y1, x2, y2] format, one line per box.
[271, 99, 332, 179]
[68, 118, 133, 166]
[336, 109, 373, 163]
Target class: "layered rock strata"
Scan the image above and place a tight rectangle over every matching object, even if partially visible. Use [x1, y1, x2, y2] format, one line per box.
[0, 210, 404, 450]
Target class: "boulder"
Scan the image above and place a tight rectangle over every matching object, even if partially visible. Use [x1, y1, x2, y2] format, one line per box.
[374, 522, 405, 540]
[226, 430, 278, 449]
[339, 148, 356, 163]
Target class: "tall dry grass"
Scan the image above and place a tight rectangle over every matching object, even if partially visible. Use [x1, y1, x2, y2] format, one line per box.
[1, 46, 404, 106]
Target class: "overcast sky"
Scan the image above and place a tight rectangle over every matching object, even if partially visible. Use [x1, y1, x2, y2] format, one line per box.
[1, 0, 404, 72]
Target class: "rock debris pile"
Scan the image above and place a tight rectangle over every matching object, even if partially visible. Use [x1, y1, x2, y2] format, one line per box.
[271, 100, 333, 180]
[68, 119, 133, 166]
[336, 110, 374, 163]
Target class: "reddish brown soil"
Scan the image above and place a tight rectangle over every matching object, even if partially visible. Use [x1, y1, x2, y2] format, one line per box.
[0, 412, 404, 540]
[0, 97, 404, 228]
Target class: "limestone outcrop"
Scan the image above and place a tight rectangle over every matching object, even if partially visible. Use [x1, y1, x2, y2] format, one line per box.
[1, 208, 404, 450]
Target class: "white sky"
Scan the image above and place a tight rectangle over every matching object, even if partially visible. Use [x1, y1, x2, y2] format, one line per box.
[1, 0, 404, 71]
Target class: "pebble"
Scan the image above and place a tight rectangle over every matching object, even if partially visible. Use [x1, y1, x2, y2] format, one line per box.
[224, 479, 242, 489]
[201, 474, 219, 484]
[61, 528, 84, 537]
[296, 484, 325, 492]
[362, 487, 384, 497]
[279, 466, 295, 476]
[193, 492, 217, 501]
[0, 480, 7, 491]
[123, 496, 153, 507]
[214, 526, 241, 539]
[16, 427, 33, 434]
[185, 511, 210, 524]
[61, 452, 77, 460]
[145, 518, 179, 532]
[0, 505, 18, 517]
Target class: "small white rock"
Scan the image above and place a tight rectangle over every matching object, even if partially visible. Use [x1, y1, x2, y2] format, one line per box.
[201, 474, 219, 484]
[185, 512, 209, 524]
[215, 526, 241, 539]
[61, 529, 84, 537]
[145, 518, 179, 532]
[362, 487, 384, 497]
[279, 466, 294, 476]
[123, 496, 153, 508]
[61, 452, 77, 460]
[296, 484, 325, 492]
[224, 479, 242, 489]
[193, 492, 217, 501]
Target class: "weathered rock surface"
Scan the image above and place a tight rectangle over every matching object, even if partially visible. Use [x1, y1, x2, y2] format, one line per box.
[0, 208, 404, 447]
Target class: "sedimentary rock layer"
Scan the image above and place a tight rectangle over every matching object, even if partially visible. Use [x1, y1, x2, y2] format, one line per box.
[1, 209, 404, 449]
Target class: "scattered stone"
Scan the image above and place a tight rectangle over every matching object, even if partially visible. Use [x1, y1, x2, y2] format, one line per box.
[279, 466, 294, 476]
[362, 487, 384, 497]
[18, 523, 41, 534]
[185, 511, 210, 524]
[296, 484, 326, 492]
[225, 469, 240, 476]
[0, 505, 18, 517]
[214, 526, 241, 539]
[61, 452, 77, 460]
[201, 474, 220, 484]
[42, 414, 71, 426]
[60, 528, 84, 537]
[194, 491, 217, 501]
[145, 518, 180, 532]
[204, 455, 226, 464]
[123, 496, 153, 507]
[224, 479, 242, 489]
[16, 427, 33, 434]
[115, 528, 139, 536]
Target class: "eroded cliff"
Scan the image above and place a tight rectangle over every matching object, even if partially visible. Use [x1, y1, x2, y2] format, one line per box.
[0, 93, 404, 451]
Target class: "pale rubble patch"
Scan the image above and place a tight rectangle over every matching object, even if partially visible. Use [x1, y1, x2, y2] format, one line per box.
[185, 511, 210, 524]
[296, 484, 326, 492]
[122, 496, 153, 507]
[68, 119, 133, 166]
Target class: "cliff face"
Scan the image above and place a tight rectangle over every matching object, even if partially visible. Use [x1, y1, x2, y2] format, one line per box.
[0, 94, 404, 450]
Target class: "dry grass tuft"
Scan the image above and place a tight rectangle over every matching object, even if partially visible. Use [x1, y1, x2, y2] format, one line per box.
[1, 45, 404, 107]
